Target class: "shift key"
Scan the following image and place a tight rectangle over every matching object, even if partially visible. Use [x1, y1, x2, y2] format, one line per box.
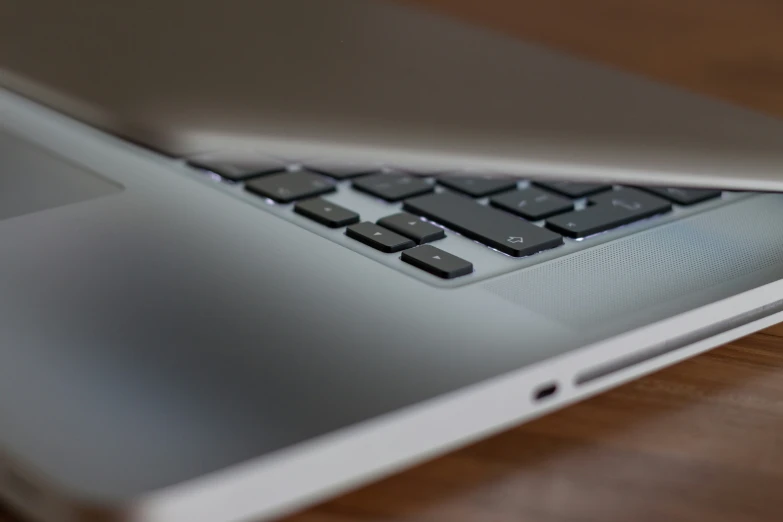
[403, 192, 563, 257]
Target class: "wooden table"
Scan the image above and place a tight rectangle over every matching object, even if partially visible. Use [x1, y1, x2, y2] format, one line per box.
[5, 1, 783, 521]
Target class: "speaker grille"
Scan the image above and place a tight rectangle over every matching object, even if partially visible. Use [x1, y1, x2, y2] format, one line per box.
[482, 195, 783, 327]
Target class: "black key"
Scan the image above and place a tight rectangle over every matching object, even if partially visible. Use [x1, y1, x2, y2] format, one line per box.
[245, 170, 336, 203]
[304, 160, 376, 180]
[533, 181, 612, 198]
[402, 245, 473, 279]
[377, 212, 446, 244]
[294, 198, 360, 228]
[437, 176, 517, 197]
[640, 186, 722, 205]
[546, 187, 672, 238]
[404, 192, 563, 257]
[352, 173, 433, 202]
[490, 187, 573, 220]
[187, 156, 287, 182]
[345, 222, 416, 253]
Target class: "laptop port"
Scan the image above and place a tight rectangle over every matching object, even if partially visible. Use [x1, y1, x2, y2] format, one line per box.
[533, 383, 559, 402]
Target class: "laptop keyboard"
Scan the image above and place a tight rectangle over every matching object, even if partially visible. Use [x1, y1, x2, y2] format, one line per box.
[403, 192, 564, 257]
[546, 187, 674, 238]
[187, 157, 728, 282]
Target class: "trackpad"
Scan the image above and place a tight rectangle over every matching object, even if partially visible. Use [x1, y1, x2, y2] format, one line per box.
[0, 130, 122, 221]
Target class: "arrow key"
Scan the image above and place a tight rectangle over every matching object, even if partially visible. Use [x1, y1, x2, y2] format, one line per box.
[294, 198, 360, 227]
[346, 222, 415, 253]
[402, 245, 473, 279]
[377, 212, 446, 244]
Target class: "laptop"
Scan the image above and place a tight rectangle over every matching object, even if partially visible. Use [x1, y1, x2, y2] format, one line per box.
[3, 1, 783, 521]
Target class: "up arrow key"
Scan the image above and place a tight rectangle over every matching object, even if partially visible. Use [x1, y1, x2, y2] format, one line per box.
[432, 255, 441, 260]
[376, 212, 446, 245]
[374, 232, 383, 236]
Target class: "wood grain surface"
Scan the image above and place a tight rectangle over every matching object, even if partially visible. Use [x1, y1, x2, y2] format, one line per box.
[5, 1, 783, 521]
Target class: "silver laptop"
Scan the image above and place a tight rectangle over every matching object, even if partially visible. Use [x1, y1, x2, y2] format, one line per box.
[4, 1, 783, 521]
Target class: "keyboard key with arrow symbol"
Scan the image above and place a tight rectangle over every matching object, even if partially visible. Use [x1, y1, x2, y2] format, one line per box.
[294, 198, 360, 227]
[401, 245, 473, 279]
[377, 212, 446, 244]
[345, 222, 415, 253]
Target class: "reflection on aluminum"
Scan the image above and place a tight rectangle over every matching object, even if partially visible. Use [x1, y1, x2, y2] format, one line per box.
[420, 217, 448, 230]
[483, 242, 565, 259]
[482, 243, 518, 258]
[187, 165, 245, 186]
[195, 168, 237, 185]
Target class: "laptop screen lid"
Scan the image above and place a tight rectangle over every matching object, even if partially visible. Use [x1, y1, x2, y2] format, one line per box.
[3, 0, 783, 192]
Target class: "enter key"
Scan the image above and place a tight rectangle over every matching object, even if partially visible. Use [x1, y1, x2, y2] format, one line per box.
[546, 187, 672, 238]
